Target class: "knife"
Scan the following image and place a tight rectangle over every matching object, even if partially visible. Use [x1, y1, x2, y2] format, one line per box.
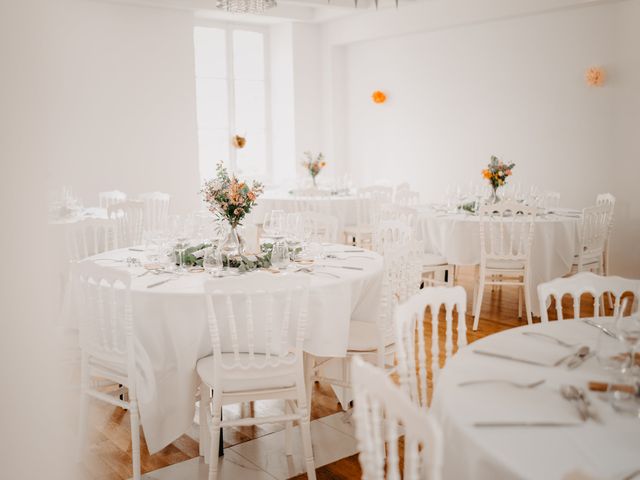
[584, 319, 617, 339]
[147, 278, 175, 289]
[317, 265, 364, 271]
[473, 350, 552, 367]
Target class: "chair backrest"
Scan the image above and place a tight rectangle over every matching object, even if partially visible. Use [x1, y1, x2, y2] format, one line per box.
[138, 192, 170, 232]
[538, 272, 640, 322]
[299, 211, 339, 243]
[67, 218, 118, 262]
[395, 286, 467, 409]
[595, 193, 616, 244]
[395, 190, 421, 207]
[478, 200, 536, 263]
[99, 190, 127, 209]
[372, 248, 421, 368]
[378, 203, 417, 225]
[351, 356, 443, 480]
[542, 191, 560, 209]
[108, 200, 145, 248]
[203, 273, 310, 374]
[372, 220, 413, 255]
[74, 261, 136, 385]
[353, 196, 378, 227]
[358, 185, 393, 204]
[576, 204, 610, 268]
[291, 188, 332, 198]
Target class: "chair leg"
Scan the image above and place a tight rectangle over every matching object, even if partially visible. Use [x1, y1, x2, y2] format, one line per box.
[518, 286, 523, 319]
[199, 384, 211, 462]
[473, 274, 485, 331]
[340, 357, 349, 409]
[523, 273, 533, 326]
[77, 354, 90, 462]
[208, 390, 223, 480]
[129, 400, 141, 480]
[304, 353, 314, 415]
[296, 382, 317, 480]
[284, 400, 293, 456]
[447, 265, 455, 287]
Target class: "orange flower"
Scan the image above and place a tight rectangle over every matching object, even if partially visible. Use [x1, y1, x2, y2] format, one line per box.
[372, 90, 386, 104]
[320, 161, 326, 167]
[482, 169, 492, 179]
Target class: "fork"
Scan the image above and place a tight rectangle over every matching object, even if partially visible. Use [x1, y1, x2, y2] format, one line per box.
[458, 379, 545, 389]
[522, 332, 577, 348]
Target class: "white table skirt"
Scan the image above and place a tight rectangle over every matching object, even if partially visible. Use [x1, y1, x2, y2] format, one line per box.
[87, 246, 383, 453]
[431, 320, 640, 480]
[248, 190, 363, 230]
[418, 211, 580, 315]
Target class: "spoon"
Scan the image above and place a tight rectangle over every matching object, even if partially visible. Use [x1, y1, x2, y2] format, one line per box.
[560, 385, 588, 421]
[567, 347, 592, 369]
[554, 345, 589, 367]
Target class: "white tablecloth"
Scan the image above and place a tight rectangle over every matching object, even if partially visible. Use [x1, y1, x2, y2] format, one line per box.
[432, 320, 640, 480]
[87, 246, 383, 453]
[249, 190, 362, 230]
[418, 210, 580, 315]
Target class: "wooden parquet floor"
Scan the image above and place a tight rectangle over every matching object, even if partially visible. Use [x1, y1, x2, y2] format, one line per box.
[79, 267, 614, 480]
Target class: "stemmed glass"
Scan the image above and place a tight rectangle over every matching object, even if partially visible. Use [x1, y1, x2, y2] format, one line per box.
[263, 210, 286, 239]
[608, 300, 640, 416]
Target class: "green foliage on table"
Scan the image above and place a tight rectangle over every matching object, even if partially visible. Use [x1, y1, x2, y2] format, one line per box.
[175, 242, 273, 272]
[459, 202, 478, 214]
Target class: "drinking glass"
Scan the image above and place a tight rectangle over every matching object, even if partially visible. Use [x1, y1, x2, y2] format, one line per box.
[203, 247, 223, 277]
[616, 313, 640, 376]
[596, 323, 628, 373]
[263, 210, 285, 238]
[271, 241, 290, 269]
[174, 238, 190, 273]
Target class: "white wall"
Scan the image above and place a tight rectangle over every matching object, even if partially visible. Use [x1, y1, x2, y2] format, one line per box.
[47, 0, 201, 213]
[320, 0, 640, 275]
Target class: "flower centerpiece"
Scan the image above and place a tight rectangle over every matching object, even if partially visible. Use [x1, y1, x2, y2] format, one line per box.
[200, 163, 263, 257]
[301, 151, 326, 187]
[482, 155, 515, 204]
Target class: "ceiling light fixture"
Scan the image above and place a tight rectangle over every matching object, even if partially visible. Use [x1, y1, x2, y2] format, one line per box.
[216, 0, 277, 14]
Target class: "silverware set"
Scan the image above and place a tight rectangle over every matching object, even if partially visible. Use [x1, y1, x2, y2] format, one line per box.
[521, 331, 593, 369]
[560, 384, 601, 422]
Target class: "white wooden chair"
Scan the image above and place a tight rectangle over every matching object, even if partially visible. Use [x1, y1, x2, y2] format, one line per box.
[473, 201, 536, 330]
[299, 211, 339, 243]
[542, 191, 561, 209]
[66, 218, 118, 262]
[396, 286, 467, 409]
[76, 261, 150, 480]
[343, 195, 379, 247]
[571, 203, 610, 274]
[538, 272, 639, 322]
[108, 200, 144, 248]
[416, 221, 455, 288]
[596, 193, 616, 276]
[379, 203, 418, 226]
[358, 185, 393, 204]
[99, 190, 127, 209]
[351, 356, 444, 480]
[310, 249, 419, 407]
[197, 273, 316, 480]
[395, 189, 421, 207]
[372, 220, 413, 255]
[138, 191, 170, 233]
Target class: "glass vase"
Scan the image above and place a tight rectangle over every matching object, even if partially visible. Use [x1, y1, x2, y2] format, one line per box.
[219, 225, 245, 258]
[488, 186, 500, 204]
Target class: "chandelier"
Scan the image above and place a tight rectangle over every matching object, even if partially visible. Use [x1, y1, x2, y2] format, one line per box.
[216, 0, 277, 13]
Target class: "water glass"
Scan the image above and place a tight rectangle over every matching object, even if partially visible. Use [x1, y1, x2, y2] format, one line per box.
[203, 247, 223, 277]
[271, 241, 290, 269]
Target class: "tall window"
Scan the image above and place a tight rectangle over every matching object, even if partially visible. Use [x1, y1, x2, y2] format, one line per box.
[194, 25, 270, 181]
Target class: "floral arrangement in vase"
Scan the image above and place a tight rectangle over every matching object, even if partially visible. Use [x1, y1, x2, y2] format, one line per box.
[301, 151, 326, 187]
[482, 155, 515, 203]
[200, 163, 263, 256]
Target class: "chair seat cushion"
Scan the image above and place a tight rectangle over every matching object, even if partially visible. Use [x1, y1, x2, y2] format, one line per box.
[348, 321, 393, 352]
[420, 253, 448, 267]
[196, 353, 298, 392]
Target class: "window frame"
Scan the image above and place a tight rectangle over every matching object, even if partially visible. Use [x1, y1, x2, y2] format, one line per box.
[193, 20, 272, 180]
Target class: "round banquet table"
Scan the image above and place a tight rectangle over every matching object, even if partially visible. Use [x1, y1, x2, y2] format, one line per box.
[249, 189, 364, 230]
[86, 245, 383, 454]
[431, 320, 640, 480]
[418, 208, 581, 315]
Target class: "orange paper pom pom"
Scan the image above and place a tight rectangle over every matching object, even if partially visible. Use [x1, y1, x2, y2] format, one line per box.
[586, 67, 605, 87]
[372, 90, 387, 104]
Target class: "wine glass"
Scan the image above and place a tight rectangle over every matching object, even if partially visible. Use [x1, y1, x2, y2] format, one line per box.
[263, 210, 285, 238]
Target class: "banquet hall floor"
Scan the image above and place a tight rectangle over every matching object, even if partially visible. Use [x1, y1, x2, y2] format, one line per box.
[76, 266, 608, 480]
